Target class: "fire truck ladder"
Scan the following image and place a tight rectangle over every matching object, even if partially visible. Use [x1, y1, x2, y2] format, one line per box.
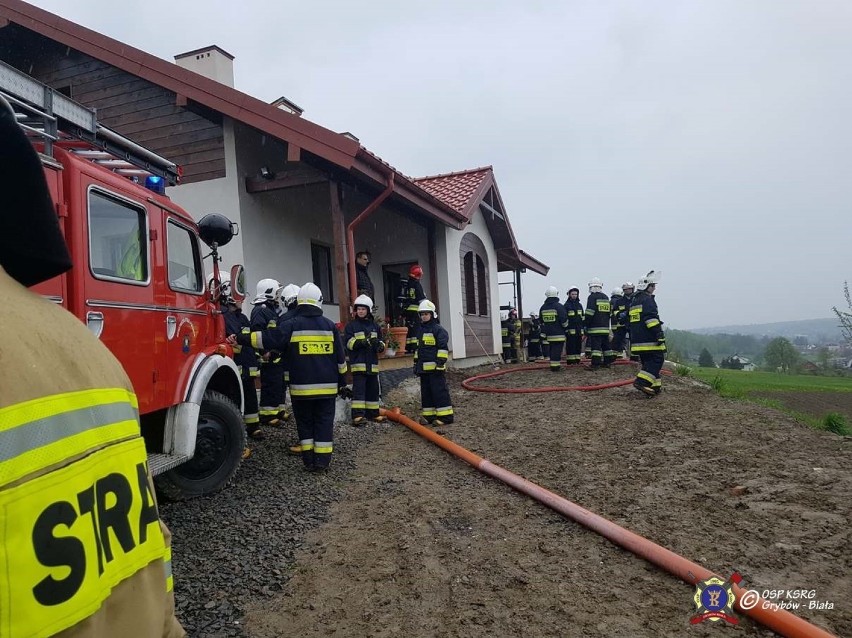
[0, 58, 180, 185]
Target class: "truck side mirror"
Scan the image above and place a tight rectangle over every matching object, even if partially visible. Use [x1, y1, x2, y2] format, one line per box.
[198, 213, 237, 248]
[230, 264, 246, 302]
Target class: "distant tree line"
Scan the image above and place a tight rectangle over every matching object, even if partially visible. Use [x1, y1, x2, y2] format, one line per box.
[665, 329, 769, 364]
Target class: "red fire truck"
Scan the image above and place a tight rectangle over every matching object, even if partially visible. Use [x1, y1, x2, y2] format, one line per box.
[1, 60, 247, 499]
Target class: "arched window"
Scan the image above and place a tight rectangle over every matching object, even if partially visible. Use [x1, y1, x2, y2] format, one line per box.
[476, 255, 487, 315]
[464, 251, 476, 314]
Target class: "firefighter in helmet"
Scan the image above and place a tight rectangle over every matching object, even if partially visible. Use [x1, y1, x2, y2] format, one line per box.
[413, 299, 454, 425]
[629, 271, 666, 396]
[563, 285, 584, 365]
[214, 276, 263, 446]
[251, 277, 284, 426]
[539, 286, 569, 371]
[500, 310, 516, 363]
[398, 264, 426, 351]
[0, 95, 184, 637]
[279, 283, 302, 453]
[584, 277, 611, 370]
[344, 294, 387, 425]
[527, 312, 543, 360]
[233, 283, 348, 470]
[610, 282, 632, 362]
[510, 308, 523, 362]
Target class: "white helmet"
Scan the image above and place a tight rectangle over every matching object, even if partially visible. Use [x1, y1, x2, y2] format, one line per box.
[353, 294, 373, 309]
[636, 270, 660, 291]
[418, 299, 437, 318]
[253, 278, 281, 304]
[588, 277, 603, 292]
[622, 281, 634, 292]
[545, 286, 559, 298]
[568, 285, 580, 295]
[612, 288, 622, 297]
[297, 282, 323, 307]
[281, 283, 300, 308]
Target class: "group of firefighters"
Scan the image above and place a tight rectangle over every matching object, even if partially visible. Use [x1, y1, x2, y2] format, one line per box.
[502, 271, 666, 397]
[216, 268, 454, 471]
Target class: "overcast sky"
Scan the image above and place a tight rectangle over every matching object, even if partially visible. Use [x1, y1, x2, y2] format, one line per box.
[27, 0, 852, 329]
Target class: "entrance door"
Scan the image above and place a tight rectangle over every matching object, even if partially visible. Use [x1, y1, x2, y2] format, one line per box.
[382, 262, 415, 325]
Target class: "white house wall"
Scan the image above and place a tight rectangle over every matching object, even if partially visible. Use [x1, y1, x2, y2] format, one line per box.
[166, 116, 245, 281]
[442, 207, 503, 361]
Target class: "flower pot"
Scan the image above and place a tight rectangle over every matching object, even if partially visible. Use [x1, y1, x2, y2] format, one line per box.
[385, 348, 396, 358]
[389, 327, 409, 354]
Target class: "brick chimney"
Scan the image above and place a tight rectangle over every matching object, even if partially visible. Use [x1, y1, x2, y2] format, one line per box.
[174, 45, 235, 88]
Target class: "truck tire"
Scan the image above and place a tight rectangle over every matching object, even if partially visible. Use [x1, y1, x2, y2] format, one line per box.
[156, 390, 246, 501]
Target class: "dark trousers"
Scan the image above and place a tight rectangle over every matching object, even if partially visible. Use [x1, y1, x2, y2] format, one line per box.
[565, 332, 582, 363]
[502, 342, 513, 362]
[611, 327, 627, 356]
[292, 398, 336, 468]
[635, 351, 665, 393]
[419, 372, 454, 423]
[587, 333, 608, 368]
[352, 373, 380, 419]
[241, 373, 259, 428]
[528, 339, 542, 359]
[547, 338, 564, 369]
[259, 362, 284, 418]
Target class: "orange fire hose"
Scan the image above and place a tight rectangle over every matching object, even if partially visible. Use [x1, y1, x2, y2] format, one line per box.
[379, 407, 837, 638]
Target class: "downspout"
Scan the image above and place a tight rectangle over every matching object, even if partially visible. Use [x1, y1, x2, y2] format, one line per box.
[347, 172, 395, 304]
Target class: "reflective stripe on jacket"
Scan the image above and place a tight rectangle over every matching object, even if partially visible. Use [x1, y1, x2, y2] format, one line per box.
[1, 266, 184, 638]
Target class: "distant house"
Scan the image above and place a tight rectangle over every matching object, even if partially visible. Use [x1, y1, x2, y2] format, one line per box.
[731, 354, 756, 371]
[800, 361, 819, 373]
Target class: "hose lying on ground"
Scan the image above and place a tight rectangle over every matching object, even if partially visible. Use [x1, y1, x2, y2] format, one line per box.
[378, 407, 837, 638]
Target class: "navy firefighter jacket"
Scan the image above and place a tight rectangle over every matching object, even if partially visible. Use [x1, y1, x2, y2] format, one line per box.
[413, 317, 449, 374]
[584, 292, 611, 335]
[344, 315, 384, 375]
[241, 305, 347, 399]
[628, 291, 666, 353]
[223, 304, 258, 376]
[563, 297, 584, 334]
[539, 297, 569, 341]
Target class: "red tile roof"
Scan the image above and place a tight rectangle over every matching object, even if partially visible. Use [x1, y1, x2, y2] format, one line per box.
[414, 166, 492, 218]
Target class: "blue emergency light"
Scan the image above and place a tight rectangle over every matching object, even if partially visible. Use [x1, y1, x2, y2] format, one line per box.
[145, 175, 166, 194]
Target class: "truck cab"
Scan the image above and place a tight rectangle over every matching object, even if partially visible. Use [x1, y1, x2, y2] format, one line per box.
[4, 60, 246, 499]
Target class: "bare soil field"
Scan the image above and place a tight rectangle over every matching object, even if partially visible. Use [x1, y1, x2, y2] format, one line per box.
[753, 390, 852, 424]
[243, 365, 851, 638]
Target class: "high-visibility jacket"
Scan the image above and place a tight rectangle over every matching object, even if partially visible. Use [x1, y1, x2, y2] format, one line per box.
[539, 297, 569, 341]
[245, 305, 347, 399]
[223, 304, 259, 377]
[628, 291, 666, 352]
[344, 316, 384, 375]
[584, 292, 611, 335]
[277, 304, 298, 382]
[398, 277, 425, 313]
[563, 298, 584, 334]
[500, 318, 515, 347]
[413, 318, 449, 374]
[0, 266, 184, 638]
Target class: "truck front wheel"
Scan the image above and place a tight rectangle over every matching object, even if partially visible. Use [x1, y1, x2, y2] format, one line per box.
[156, 390, 246, 500]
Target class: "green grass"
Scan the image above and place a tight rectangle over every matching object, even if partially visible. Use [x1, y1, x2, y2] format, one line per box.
[691, 367, 852, 431]
[691, 368, 852, 393]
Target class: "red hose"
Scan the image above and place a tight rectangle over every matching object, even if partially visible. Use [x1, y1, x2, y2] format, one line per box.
[462, 360, 667, 393]
[379, 408, 838, 638]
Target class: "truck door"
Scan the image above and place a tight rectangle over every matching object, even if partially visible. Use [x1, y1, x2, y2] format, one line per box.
[83, 185, 158, 410]
[30, 162, 68, 308]
[155, 214, 207, 408]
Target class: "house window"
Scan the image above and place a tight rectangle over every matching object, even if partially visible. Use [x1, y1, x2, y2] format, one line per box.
[311, 243, 335, 303]
[464, 251, 476, 314]
[88, 189, 148, 283]
[476, 255, 488, 316]
[167, 220, 203, 293]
